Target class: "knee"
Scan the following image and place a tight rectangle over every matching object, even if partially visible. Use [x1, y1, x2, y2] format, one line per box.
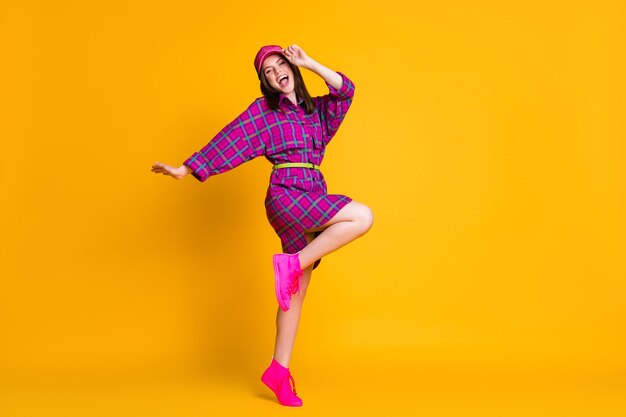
[355, 205, 374, 235]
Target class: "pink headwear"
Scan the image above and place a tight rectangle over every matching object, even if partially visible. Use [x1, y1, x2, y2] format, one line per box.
[254, 45, 285, 78]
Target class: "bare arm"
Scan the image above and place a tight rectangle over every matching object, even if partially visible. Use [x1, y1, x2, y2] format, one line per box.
[282, 44, 343, 91]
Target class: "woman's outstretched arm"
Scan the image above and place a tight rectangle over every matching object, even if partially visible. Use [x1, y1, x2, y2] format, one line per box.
[151, 99, 267, 182]
[283, 44, 343, 90]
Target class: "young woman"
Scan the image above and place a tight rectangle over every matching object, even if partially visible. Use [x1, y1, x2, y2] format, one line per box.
[151, 44, 373, 407]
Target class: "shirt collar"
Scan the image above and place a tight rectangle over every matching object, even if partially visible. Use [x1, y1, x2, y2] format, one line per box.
[279, 94, 304, 107]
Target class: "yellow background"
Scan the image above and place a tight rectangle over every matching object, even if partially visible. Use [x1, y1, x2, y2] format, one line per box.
[1, 0, 625, 415]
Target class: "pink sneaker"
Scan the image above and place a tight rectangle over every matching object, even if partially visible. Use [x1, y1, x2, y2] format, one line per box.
[261, 358, 303, 407]
[272, 253, 302, 312]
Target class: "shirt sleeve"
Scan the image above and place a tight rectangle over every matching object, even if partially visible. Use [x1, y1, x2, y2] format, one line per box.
[183, 101, 266, 182]
[316, 71, 356, 146]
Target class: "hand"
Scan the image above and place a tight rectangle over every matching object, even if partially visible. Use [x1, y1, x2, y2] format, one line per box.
[151, 162, 189, 180]
[283, 44, 312, 68]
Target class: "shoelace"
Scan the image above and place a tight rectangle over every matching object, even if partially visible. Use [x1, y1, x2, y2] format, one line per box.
[288, 372, 298, 395]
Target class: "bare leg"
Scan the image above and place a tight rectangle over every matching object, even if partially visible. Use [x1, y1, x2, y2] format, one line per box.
[298, 200, 374, 270]
[273, 233, 315, 368]
[272, 201, 374, 367]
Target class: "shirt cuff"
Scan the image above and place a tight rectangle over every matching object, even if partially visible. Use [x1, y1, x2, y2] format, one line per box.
[183, 152, 211, 182]
[326, 72, 355, 99]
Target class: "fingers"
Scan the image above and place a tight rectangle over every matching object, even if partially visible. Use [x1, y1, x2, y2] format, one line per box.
[283, 44, 302, 56]
[151, 161, 174, 176]
[152, 161, 171, 169]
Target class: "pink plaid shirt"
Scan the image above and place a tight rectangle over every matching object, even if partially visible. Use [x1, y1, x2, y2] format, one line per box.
[183, 72, 355, 183]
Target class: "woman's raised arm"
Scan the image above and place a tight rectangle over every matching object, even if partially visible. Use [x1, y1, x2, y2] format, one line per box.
[282, 44, 343, 91]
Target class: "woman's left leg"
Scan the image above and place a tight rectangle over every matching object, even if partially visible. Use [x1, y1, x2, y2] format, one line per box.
[272, 232, 315, 368]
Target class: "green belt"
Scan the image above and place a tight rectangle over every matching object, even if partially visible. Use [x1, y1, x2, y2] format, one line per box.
[272, 162, 321, 171]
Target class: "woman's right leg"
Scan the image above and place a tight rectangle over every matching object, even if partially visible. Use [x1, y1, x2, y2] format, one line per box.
[298, 200, 373, 270]
[273, 233, 315, 368]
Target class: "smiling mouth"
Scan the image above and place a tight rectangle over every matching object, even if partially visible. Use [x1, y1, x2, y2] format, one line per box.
[278, 75, 289, 87]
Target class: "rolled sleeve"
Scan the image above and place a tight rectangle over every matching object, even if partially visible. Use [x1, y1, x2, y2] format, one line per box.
[183, 152, 211, 182]
[326, 72, 355, 100]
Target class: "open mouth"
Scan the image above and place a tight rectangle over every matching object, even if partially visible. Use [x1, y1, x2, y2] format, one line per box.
[278, 75, 289, 87]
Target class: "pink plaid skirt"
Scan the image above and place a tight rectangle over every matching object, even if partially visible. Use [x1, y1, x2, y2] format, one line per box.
[265, 168, 352, 270]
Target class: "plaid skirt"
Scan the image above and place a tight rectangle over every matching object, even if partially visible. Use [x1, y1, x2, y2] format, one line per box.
[264, 170, 352, 270]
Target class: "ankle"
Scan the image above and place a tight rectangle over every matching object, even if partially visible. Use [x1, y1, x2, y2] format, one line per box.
[272, 357, 289, 369]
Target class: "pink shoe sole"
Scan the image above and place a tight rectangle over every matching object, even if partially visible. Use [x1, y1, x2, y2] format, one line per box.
[272, 254, 289, 312]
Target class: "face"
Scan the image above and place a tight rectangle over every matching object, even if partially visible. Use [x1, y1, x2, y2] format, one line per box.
[261, 54, 294, 95]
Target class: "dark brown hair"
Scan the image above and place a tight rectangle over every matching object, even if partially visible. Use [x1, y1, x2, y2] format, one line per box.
[260, 59, 315, 114]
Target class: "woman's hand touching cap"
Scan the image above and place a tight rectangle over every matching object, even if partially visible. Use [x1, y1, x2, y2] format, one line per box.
[282, 44, 311, 68]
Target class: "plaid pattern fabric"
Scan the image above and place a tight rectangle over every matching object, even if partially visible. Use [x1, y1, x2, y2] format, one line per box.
[265, 175, 352, 270]
[184, 72, 355, 269]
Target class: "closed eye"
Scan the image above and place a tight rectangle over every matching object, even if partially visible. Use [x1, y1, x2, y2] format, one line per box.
[264, 59, 286, 74]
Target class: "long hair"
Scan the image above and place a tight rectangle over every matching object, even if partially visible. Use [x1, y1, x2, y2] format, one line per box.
[260, 60, 315, 114]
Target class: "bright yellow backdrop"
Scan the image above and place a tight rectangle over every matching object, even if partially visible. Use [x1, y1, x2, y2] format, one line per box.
[1, 0, 625, 415]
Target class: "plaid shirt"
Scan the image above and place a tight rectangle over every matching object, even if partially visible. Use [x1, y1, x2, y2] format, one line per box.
[183, 72, 355, 182]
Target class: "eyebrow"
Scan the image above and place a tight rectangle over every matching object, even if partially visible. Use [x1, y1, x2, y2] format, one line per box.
[264, 57, 285, 72]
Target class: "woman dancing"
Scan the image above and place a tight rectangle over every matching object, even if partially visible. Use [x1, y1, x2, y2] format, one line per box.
[151, 44, 373, 406]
